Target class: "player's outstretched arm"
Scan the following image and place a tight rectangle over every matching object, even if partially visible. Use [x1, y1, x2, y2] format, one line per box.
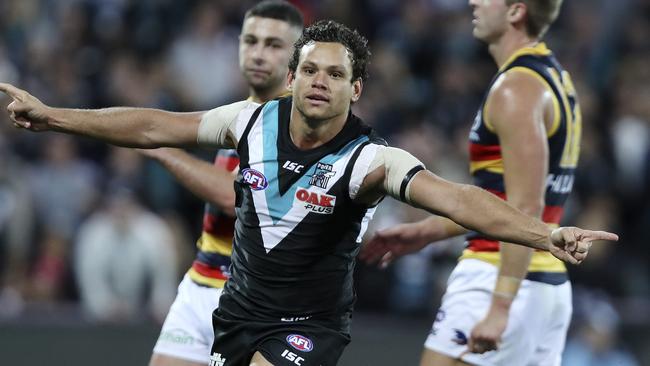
[0, 82, 202, 148]
[406, 170, 618, 264]
[138, 148, 236, 215]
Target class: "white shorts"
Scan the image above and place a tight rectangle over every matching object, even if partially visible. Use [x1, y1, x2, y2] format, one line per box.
[424, 259, 572, 366]
[152, 274, 223, 364]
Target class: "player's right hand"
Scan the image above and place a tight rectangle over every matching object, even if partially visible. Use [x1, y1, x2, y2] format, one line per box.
[0, 82, 53, 132]
[359, 222, 431, 268]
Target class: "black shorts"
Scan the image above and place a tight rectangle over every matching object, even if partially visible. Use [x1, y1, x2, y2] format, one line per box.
[210, 310, 351, 366]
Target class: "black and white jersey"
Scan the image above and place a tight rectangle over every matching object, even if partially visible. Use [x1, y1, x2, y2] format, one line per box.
[215, 96, 382, 327]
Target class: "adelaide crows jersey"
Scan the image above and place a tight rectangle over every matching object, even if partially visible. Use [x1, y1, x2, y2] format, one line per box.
[186, 150, 238, 288]
[462, 43, 582, 285]
[212, 96, 385, 329]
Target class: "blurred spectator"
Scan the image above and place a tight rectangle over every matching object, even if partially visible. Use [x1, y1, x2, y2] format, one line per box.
[562, 289, 640, 366]
[167, 0, 243, 108]
[74, 186, 177, 323]
[27, 135, 99, 241]
[0, 133, 33, 317]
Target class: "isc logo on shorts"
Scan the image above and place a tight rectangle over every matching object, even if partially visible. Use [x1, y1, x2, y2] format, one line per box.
[242, 168, 268, 190]
[286, 334, 314, 352]
[294, 188, 335, 214]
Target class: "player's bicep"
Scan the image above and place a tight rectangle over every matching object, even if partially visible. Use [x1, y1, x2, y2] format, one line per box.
[197, 100, 258, 148]
[356, 146, 424, 204]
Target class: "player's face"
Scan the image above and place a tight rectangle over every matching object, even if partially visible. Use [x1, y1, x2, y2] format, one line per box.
[289, 42, 362, 122]
[239, 16, 300, 93]
[469, 0, 510, 42]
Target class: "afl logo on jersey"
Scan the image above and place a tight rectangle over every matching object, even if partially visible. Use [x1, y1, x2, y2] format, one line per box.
[242, 168, 268, 190]
[286, 334, 314, 352]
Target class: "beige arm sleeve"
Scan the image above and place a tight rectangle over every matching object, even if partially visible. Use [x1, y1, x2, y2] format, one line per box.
[368, 146, 425, 203]
[197, 100, 255, 148]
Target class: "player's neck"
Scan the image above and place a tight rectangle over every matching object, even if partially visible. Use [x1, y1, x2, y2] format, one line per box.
[489, 31, 539, 68]
[289, 105, 349, 150]
[248, 85, 289, 104]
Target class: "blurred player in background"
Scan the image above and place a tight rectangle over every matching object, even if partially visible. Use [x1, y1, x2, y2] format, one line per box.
[362, 0, 581, 365]
[140, 2, 303, 365]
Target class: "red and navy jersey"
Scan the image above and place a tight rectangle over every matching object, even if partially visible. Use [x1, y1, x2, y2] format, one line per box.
[187, 150, 238, 288]
[461, 43, 582, 284]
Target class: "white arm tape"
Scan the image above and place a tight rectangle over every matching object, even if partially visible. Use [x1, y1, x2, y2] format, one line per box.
[197, 100, 253, 148]
[369, 146, 425, 203]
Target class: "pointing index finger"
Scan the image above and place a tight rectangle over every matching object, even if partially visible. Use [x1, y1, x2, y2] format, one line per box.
[0, 83, 23, 100]
[584, 230, 619, 242]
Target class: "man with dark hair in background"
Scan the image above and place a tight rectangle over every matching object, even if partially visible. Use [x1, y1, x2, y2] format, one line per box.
[1, 18, 615, 366]
[362, 1, 583, 365]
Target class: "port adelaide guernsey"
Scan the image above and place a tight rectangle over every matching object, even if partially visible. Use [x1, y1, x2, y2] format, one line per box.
[218, 96, 384, 329]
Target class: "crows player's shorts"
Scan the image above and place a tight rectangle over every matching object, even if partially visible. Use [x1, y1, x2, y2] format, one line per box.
[210, 306, 350, 366]
[424, 259, 572, 366]
[153, 274, 223, 364]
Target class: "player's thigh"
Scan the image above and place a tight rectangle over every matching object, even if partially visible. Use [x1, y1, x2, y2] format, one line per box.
[421, 349, 473, 366]
[250, 352, 274, 366]
[149, 353, 207, 366]
[526, 281, 572, 366]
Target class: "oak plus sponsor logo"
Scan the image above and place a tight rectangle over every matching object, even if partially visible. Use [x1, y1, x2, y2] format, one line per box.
[286, 334, 314, 352]
[242, 168, 268, 190]
[294, 188, 335, 214]
[158, 328, 194, 345]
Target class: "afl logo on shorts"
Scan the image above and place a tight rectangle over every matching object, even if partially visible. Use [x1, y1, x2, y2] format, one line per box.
[242, 168, 268, 190]
[286, 334, 313, 352]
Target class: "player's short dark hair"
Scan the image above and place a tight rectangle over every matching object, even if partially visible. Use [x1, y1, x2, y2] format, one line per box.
[288, 20, 371, 83]
[507, 0, 563, 38]
[244, 0, 304, 30]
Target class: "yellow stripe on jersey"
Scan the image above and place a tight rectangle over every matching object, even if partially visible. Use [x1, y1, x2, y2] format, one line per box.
[469, 158, 504, 174]
[498, 43, 552, 73]
[459, 249, 567, 273]
[187, 268, 226, 288]
[197, 232, 233, 256]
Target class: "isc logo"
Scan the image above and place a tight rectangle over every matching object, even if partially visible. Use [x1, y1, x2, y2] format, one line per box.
[294, 188, 335, 214]
[286, 334, 314, 352]
[241, 168, 268, 190]
[280, 349, 305, 365]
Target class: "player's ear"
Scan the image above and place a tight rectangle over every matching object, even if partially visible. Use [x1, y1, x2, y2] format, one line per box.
[507, 2, 527, 23]
[287, 70, 295, 90]
[351, 78, 363, 103]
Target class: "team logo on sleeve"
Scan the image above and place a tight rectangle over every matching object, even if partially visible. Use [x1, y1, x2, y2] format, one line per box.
[286, 334, 314, 352]
[242, 168, 268, 190]
[295, 188, 335, 214]
[308, 162, 335, 189]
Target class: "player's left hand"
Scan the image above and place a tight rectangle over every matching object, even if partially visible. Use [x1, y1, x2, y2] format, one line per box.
[468, 310, 508, 354]
[548, 227, 618, 265]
